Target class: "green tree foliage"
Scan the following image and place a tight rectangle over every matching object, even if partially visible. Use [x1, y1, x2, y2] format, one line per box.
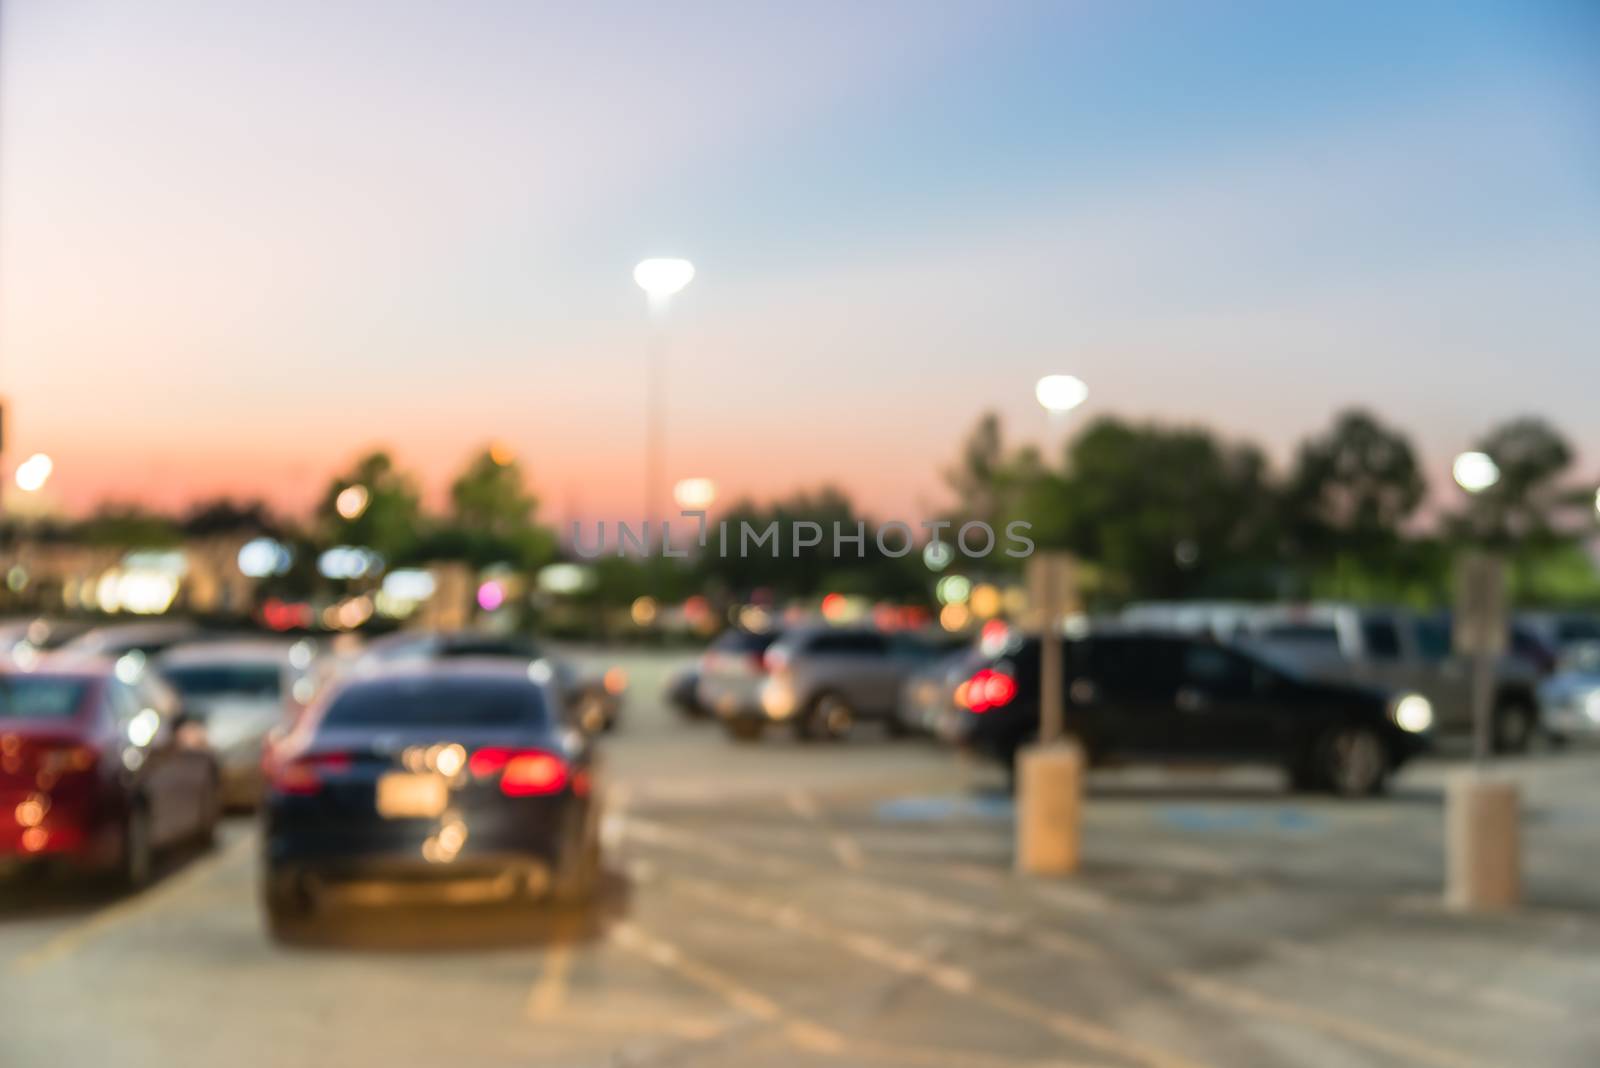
[1026, 417, 1280, 600]
[418, 447, 555, 570]
[317, 450, 422, 562]
[1455, 416, 1576, 545]
[697, 486, 925, 601]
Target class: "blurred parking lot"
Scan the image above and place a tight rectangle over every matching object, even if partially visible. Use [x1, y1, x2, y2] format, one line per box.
[4, 648, 1596, 1068]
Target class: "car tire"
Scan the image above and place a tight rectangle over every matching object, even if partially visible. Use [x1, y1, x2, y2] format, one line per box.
[1492, 700, 1535, 754]
[801, 693, 854, 742]
[1317, 725, 1390, 798]
[194, 773, 221, 849]
[120, 803, 154, 890]
[262, 869, 314, 943]
[552, 817, 602, 908]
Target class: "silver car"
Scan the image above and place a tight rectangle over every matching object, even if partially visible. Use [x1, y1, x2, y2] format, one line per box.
[753, 626, 945, 741]
[155, 639, 316, 808]
[1250, 604, 1543, 751]
[696, 628, 783, 737]
[1538, 641, 1600, 742]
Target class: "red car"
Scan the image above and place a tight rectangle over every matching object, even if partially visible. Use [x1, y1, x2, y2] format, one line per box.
[1, 661, 220, 885]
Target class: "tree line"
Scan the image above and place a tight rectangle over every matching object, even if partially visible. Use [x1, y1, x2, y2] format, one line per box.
[13, 410, 1598, 612]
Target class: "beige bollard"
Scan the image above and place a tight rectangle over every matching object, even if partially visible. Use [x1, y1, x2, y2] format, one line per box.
[1015, 741, 1084, 875]
[1445, 772, 1520, 912]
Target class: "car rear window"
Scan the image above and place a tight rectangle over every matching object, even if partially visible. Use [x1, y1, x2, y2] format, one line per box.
[0, 677, 91, 720]
[1257, 623, 1342, 652]
[710, 630, 778, 654]
[163, 664, 282, 700]
[322, 678, 549, 728]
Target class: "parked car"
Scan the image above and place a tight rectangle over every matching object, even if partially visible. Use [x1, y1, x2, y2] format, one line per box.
[1515, 611, 1600, 662]
[1, 659, 219, 885]
[0, 617, 93, 665]
[57, 621, 202, 661]
[354, 630, 625, 733]
[694, 628, 783, 731]
[1537, 640, 1600, 744]
[893, 644, 985, 738]
[260, 659, 601, 938]
[154, 639, 315, 809]
[1249, 604, 1542, 752]
[664, 664, 705, 719]
[951, 630, 1433, 796]
[747, 626, 949, 741]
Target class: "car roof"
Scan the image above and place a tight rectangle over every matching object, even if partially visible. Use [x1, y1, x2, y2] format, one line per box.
[60, 621, 199, 650]
[348, 655, 549, 683]
[156, 640, 299, 667]
[1, 661, 113, 683]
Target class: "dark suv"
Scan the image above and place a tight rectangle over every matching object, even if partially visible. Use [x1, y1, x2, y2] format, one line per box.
[953, 630, 1432, 796]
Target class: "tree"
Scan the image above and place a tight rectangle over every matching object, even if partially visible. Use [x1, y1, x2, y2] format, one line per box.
[945, 412, 1009, 529]
[1456, 417, 1575, 544]
[317, 450, 422, 562]
[182, 497, 282, 538]
[1047, 417, 1280, 599]
[424, 447, 555, 570]
[1285, 410, 1426, 552]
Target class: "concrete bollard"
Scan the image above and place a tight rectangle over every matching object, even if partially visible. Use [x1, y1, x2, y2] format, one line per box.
[1015, 741, 1084, 875]
[1445, 772, 1521, 912]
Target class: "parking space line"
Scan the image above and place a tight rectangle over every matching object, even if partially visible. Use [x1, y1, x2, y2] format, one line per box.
[625, 819, 1107, 962]
[1171, 972, 1492, 1068]
[650, 870, 1210, 1068]
[525, 941, 574, 1020]
[633, 824, 1536, 1061]
[613, 921, 1097, 1068]
[9, 831, 254, 976]
[1265, 938, 1570, 1022]
[787, 788, 867, 871]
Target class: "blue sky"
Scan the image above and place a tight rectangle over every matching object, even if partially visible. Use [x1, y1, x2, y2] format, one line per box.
[1, 0, 1596, 519]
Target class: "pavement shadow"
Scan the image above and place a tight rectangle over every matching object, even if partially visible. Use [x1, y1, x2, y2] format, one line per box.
[268, 868, 633, 953]
[0, 836, 219, 922]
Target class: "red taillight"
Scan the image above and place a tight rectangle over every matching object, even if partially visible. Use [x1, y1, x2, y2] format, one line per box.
[469, 747, 569, 796]
[964, 669, 1017, 714]
[762, 647, 786, 673]
[269, 752, 350, 796]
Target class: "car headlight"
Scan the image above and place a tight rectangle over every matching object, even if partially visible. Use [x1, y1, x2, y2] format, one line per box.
[760, 679, 796, 720]
[1391, 693, 1434, 733]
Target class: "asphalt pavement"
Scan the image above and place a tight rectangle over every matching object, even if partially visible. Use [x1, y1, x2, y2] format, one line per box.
[2, 648, 1596, 1067]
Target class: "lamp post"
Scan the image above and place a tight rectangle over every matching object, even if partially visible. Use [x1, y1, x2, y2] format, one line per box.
[1014, 375, 1088, 877]
[1447, 447, 1519, 912]
[633, 259, 695, 535]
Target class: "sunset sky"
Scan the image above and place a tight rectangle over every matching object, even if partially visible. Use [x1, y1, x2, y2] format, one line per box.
[1, 1, 1596, 527]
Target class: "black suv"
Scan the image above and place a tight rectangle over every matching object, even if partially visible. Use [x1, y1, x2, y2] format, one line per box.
[953, 630, 1431, 796]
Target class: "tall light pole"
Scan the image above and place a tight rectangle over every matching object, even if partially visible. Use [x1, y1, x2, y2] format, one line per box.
[1030, 373, 1087, 746]
[1446, 446, 1519, 912]
[633, 258, 695, 535]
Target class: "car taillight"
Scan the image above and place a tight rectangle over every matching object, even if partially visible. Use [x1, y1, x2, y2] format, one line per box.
[762, 647, 787, 673]
[269, 752, 350, 796]
[469, 747, 569, 796]
[963, 669, 1017, 713]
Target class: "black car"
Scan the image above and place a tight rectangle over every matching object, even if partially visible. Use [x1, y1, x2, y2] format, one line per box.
[356, 630, 625, 733]
[260, 659, 600, 937]
[954, 631, 1431, 796]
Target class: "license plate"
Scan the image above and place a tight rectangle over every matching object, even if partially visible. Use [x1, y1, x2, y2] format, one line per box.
[376, 773, 448, 819]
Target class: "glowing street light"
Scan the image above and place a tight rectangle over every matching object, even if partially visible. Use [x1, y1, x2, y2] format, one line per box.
[673, 477, 716, 511]
[336, 484, 371, 520]
[13, 453, 53, 492]
[1452, 451, 1500, 495]
[633, 258, 696, 302]
[634, 257, 696, 527]
[1035, 374, 1089, 414]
